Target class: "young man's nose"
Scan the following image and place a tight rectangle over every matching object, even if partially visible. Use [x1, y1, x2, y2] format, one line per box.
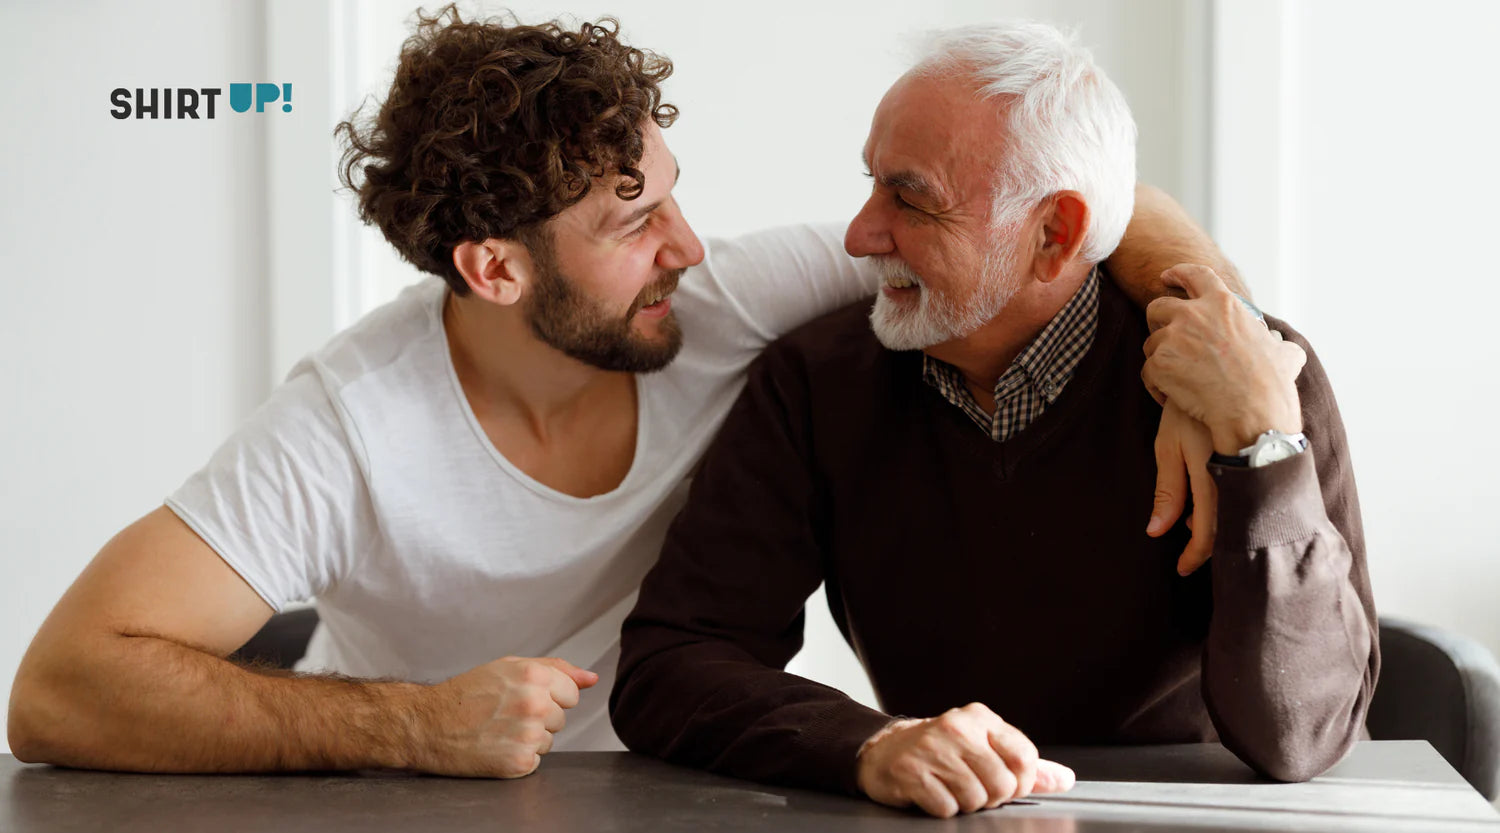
[657, 202, 705, 270]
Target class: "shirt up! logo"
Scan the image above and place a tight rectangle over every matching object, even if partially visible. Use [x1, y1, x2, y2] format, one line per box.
[110, 84, 294, 119]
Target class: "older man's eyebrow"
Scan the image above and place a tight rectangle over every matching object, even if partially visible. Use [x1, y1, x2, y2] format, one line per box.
[882, 170, 939, 199]
[861, 157, 940, 201]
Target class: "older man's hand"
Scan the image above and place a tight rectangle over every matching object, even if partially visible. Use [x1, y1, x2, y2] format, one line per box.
[1142, 265, 1306, 455]
[855, 703, 1076, 818]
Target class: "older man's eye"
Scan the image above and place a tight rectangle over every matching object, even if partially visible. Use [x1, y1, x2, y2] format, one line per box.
[894, 193, 916, 210]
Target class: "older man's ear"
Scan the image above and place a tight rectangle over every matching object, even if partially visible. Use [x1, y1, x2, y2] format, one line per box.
[1031, 190, 1090, 283]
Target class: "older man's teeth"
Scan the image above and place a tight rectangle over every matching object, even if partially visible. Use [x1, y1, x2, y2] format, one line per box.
[886, 275, 916, 289]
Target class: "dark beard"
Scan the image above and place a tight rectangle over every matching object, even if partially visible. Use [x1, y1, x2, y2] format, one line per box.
[523, 237, 684, 374]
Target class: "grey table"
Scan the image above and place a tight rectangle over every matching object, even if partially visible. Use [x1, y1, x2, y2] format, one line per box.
[3, 742, 1498, 832]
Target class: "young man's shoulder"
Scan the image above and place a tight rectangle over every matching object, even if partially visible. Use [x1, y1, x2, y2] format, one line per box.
[297, 277, 447, 391]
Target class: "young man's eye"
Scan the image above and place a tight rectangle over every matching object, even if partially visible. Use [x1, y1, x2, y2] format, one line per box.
[627, 215, 654, 239]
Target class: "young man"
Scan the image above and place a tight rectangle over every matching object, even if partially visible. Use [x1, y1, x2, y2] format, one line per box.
[8, 7, 1249, 777]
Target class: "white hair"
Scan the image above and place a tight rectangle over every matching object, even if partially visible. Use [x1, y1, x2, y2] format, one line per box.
[910, 21, 1138, 263]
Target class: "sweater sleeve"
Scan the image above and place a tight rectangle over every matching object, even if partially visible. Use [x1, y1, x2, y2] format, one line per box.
[1201, 324, 1379, 782]
[609, 341, 894, 795]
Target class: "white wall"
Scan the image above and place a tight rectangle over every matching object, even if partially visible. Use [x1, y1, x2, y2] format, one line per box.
[1264, 1, 1500, 662]
[0, 2, 271, 752]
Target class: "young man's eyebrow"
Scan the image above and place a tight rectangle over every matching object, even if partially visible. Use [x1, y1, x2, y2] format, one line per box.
[610, 157, 681, 231]
[616, 199, 663, 230]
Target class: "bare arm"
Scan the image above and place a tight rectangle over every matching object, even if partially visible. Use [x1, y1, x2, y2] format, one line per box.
[1105, 183, 1250, 308]
[7, 507, 590, 776]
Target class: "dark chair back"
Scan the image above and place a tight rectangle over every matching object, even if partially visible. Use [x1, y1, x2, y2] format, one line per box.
[1367, 616, 1500, 800]
[230, 607, 319, 670]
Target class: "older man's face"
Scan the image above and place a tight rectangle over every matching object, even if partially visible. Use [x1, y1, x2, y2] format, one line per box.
[847, 72, 1031, 351]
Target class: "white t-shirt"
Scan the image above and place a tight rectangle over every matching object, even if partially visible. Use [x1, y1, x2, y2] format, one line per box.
[165, 224, 876, 751]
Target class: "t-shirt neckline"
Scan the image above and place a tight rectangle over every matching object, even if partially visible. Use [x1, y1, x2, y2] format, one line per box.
[428, 281, 650, 505]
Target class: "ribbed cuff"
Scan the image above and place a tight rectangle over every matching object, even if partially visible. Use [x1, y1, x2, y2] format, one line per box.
[798, 702, 901, 796]
[1209, 446, 1325, 551]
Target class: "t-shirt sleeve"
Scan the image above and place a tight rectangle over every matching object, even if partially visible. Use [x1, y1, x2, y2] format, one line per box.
[698, 223, 880, 356]
[164, 368, 374, 612]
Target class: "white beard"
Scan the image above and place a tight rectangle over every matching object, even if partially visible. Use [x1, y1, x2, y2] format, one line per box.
[868, 240, 1024, 352]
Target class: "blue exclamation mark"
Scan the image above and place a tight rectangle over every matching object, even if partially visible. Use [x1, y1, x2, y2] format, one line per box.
[282, 82, 292, 113]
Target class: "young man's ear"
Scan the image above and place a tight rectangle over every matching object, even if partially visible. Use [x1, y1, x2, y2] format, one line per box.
[451, 237, 536, 306]
[1031, 191, 1090, 284]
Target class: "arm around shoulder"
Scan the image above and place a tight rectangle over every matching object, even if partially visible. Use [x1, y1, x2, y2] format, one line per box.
[1106, 184, 1252, 309]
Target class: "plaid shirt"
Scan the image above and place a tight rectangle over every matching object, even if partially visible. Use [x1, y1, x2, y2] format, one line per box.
[922, 267, 1100, 442]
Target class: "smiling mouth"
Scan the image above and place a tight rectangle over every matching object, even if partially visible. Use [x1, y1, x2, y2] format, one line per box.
[633, 271, 683, 315]
[640, 287, 673, 308]
[874, 255, 922, 293]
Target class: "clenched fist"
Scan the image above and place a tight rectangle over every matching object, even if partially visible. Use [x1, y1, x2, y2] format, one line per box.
[856, 703, 1076, 818]
[417, 655, 598, 778]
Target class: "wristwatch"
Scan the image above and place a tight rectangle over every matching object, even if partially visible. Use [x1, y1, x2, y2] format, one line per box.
[1211, 429, 1308, 468]
[1233, 293, 1287, 342]
[1233, 293, 1266, 327]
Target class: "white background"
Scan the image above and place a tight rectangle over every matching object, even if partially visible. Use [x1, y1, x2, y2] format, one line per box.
[2, 0, 1497, 753]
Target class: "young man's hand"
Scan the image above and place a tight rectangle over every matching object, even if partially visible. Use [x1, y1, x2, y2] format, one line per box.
[855, 703, 1075, 818]
[418, 656, 598, 778]
[1148, 400, 1219, 575]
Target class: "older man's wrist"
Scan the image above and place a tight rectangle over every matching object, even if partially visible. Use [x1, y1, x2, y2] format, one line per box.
[857, 717, 921, 761]
[855, 716, 923, 793]
[1211, 408, 1304, 456]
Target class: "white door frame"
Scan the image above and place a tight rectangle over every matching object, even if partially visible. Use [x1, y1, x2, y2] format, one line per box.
[1210, 0, 1300, 319]
[264, 0, 372, 387]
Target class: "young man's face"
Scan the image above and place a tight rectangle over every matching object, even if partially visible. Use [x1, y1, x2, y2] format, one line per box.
[527, 123, 704, 373]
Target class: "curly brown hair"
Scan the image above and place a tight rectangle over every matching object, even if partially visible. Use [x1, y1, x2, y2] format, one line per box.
[335, 4, 678, 294]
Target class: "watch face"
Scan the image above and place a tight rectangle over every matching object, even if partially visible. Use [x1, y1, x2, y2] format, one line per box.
[1250, 438, 1298, 468]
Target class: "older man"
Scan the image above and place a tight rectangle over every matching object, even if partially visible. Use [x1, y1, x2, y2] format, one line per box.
[610, 22, 1377, 818]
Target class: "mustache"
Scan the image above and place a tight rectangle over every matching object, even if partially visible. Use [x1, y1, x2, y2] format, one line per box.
[627, 268, 685, 316]
[872, 256, 923, 286]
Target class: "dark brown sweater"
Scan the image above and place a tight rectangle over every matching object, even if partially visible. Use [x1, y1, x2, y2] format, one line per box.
[611, 278, 1378, 795]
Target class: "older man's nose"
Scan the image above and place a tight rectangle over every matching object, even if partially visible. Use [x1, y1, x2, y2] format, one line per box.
[844, 198, 894, 258]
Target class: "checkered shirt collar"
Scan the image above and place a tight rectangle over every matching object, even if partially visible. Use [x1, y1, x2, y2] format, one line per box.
[920, 267, 1101, 442]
